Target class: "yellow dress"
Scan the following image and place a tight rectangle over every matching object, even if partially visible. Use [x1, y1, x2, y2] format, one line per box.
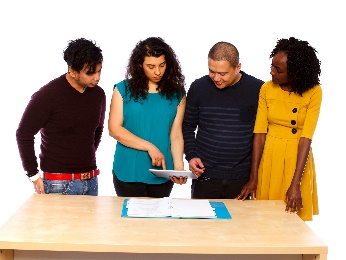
[254, 81, 322, 221]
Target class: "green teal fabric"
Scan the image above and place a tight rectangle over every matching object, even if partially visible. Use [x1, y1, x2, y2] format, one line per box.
[112, 80, 183, 184]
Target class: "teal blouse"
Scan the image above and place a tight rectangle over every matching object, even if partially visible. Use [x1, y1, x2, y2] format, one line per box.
[112, 80, 183, 184]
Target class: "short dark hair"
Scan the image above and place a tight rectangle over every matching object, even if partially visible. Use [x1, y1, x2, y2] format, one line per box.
[63, 38, 103, 75]
[270, 37, 321, 96]
[208, 42, 239, 68]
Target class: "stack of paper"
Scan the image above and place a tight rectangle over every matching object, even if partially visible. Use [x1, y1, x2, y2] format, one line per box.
[170, 199, 216, 218]
[126, 198, 172, 218]
[126, 198, 216, 219]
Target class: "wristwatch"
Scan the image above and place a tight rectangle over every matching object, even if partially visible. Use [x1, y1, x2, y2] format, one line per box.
[28, 173, 41, 183]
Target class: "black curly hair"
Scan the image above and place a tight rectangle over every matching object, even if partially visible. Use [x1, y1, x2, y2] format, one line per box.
[125, 37, 185, 101]
[63, 38, 103, 75]
[270, 37, 321, 96]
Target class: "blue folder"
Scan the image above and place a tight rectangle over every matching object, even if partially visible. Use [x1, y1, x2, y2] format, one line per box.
[121, 199, 232, 219]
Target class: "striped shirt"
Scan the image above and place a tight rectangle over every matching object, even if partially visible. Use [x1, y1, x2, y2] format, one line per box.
[182, 72, 263, 179]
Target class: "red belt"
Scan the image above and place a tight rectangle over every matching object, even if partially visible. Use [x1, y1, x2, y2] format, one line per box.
[43, 170, 100, 181]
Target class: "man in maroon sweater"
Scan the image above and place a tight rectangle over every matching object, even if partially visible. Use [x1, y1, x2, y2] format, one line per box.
[16, 38, 106, 195]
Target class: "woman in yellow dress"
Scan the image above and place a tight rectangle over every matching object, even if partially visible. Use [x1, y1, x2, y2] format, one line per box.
[237, 37, 322, 221]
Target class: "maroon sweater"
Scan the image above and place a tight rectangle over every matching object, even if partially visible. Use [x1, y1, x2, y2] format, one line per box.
[16, 74, 106, 175]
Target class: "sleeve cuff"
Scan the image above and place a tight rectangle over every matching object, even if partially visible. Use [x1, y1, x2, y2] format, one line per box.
[26, 170, 39, 178]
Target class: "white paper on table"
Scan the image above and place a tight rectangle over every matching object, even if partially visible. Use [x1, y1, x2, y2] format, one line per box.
[170, 199, 216, 218]
[126, 198, 216, 218]
[126, 198, 171, 217]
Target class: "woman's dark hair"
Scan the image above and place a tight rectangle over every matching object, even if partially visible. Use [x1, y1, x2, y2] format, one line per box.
[125, 37, 185, 101]
[63, 38, 103, 75]
[270, 37, 321, 96]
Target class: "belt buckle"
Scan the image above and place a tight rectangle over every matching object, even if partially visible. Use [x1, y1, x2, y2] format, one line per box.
[81, 172, 91, 180]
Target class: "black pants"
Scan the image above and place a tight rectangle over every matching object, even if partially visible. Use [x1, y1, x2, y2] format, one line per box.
[191, 177, 249, 199]
[113, 173, 174, 198]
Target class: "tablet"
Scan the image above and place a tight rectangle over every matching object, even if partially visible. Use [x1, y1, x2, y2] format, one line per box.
[149, 169, 196, 179]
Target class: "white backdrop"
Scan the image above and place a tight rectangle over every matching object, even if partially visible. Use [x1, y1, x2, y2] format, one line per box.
[1, 0, 344, 258]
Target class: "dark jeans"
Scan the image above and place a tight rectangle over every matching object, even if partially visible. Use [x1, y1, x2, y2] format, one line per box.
[43, 177, 98, 196]
[113, 172, 174, 198]
[191, 177, 249, 199]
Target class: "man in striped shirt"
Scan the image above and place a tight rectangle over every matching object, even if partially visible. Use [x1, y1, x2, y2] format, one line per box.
[182, 42, 264, 199]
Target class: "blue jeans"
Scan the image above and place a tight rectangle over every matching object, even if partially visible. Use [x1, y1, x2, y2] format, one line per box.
[43, 177, 98, 196]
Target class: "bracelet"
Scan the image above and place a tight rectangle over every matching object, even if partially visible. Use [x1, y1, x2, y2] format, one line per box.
[28, 173, 41, 183]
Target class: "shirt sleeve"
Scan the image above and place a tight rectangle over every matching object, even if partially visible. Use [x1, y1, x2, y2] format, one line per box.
[94, 91, 106, 150]
[253, 82, 269, 134]
[182, 81, 199, 161]
[16, 89, 52, 174]
[301, 85, 322, 140]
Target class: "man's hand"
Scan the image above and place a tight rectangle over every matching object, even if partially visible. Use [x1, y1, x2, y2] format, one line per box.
[33, 178, 45, 194]
[189, 158, 205, 178]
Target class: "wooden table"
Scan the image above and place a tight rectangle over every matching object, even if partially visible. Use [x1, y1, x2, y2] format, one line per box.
[0, 194, 327, 260]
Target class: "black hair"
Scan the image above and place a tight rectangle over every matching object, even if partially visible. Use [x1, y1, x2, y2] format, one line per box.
[208, 42, 239, 68]
[270, 37, 321, 96]
[63, 38, 103, 75]
[125, 37, 185, 101]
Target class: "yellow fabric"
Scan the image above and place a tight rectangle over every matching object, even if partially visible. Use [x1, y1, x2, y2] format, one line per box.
[254, 81, 322, 221]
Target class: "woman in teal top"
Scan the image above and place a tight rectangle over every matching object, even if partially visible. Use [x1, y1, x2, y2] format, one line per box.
[109, 37, 186, 197]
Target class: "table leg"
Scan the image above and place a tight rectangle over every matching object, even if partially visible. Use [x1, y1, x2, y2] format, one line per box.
[0, 249, 13, 260]
[303, 254, 327, 260]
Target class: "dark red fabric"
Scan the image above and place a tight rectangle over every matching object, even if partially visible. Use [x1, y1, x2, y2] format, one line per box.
[16, 74, 106, 175]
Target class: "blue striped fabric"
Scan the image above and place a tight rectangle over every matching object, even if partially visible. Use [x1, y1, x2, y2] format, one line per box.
[183, 72, 263, 179]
